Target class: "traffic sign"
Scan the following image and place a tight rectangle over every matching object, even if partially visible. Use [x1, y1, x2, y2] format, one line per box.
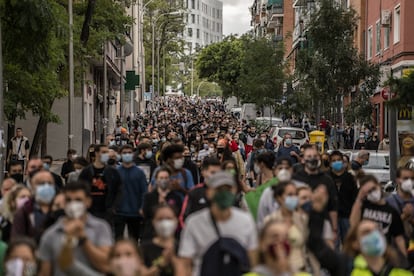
[381, 87, 396, 100]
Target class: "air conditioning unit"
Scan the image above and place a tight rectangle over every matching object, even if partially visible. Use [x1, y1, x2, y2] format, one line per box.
[381, 10, 391, 26]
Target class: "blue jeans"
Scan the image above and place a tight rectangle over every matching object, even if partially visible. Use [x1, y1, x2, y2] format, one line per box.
[336, 218, 350, 250]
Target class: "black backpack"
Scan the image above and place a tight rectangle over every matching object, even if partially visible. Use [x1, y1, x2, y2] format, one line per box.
[200, 212, 250, 276]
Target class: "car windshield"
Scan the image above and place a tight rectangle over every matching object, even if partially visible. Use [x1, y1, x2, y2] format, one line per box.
[363, 154, 390, 169]
[278, 129, 306, 139]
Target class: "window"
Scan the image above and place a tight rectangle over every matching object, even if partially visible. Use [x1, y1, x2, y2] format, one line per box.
[196, 29, 200, 39]
[384, 26, 390, 49]
[367, 26, 373, 59]
[376, 20, 381, 54]
[188, 28, 193, 37]
[191, 0, 195, 9]
[197, 15, 200, 24]
[191, 14, 195, 23]
[394, 6, 400, 43]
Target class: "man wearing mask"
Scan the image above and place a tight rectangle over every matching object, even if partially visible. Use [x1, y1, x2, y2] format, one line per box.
[42, 155, 64, 191]
[386, 168, 414, 239]
[183, 146, 199, 185]
[115, 145, 148, 242]
[153, 144, 194, 191]
[379, 134, 390, 151]
[329, 151, 358, 246]
[135, 143, 156, 183]
[350, 175, 406, 257]
[38, 181, 113, 275]
[351, 150, 370, 172]
[8, 161, 24, 184]
[179, 157, 221, 226]
[12, 171, 55, 240]
[61, 149, 76, 184]
[245, 126, 257, 156]
[293, 144, 338, 236]
[24, 157, 44, 189]
[177, 171, 258, 276]
[276, 133, 301, 164]
[365, 132, 380, 150]
[79, 144, 122, 222]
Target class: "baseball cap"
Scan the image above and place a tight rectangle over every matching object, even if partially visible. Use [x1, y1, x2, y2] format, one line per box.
[207, 171, 236, 189]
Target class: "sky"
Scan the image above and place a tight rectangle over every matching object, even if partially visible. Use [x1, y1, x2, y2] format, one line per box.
[223, 0, 251, 36]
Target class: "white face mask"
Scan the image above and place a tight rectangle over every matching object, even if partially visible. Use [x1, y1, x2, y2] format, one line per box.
[154, 219, 177, 238]
[173, 158, 184, 170]
[401, 179, 414, 193]
[110, 257, 140, 276]
[254, 164, 261, 175]
[367, 189, 382, 203]
[5, 258, 37, 276]
[277, 169, 292, 182]
[65, 201, 86, 219]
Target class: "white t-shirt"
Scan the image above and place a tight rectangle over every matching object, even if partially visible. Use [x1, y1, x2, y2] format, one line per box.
[179, 207, 258, 276]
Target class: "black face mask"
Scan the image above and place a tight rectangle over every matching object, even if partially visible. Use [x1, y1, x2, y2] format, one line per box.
[323, 160, 330, 167]
[107, 159, 117, 166]
[10, 173, 24, 184]
[28, 169, 41, 179]
[305, 159, 320, 171]
[217, 148, 225, 154]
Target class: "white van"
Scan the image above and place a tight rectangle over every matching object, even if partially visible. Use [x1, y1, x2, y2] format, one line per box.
[241, 103, 257, 122]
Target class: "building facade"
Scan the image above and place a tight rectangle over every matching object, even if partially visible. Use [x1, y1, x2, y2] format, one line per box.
[184, 0, 223, 51]
[364, 0, 414, 138]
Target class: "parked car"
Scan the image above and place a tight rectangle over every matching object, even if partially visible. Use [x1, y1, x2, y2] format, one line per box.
[255, 117, 284, 127]
[270, 127, 309, 150]
[350, 151, 390, 184]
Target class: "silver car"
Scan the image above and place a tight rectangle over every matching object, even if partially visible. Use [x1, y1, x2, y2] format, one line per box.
[351, 151, 390, 184]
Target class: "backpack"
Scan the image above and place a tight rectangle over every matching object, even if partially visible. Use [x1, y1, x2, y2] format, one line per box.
[200, 212, 250, 276]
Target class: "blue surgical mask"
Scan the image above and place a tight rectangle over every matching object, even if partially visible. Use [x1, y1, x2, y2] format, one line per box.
[331, 161, 343, 172]
[145, 151, 153, 159]
[360, 230, 386, 257]
[35, 183, 56, 204]
[284, 196, 298, 211]
[122, 153, 134, 163]
[100, 153, 109, 164]
[363, 159, 369, 166]
[285, 139, 293, 146]
[43, 163, 50, 171]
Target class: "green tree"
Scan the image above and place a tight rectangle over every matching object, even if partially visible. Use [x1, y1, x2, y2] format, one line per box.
[295, 0, 380, 123]
[196, 35, 244, 99]
[387, 70, 414, 108]
[238, 36, 285, 108]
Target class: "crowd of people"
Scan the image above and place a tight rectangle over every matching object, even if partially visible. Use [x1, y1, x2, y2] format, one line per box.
[0, 96, 413, 276]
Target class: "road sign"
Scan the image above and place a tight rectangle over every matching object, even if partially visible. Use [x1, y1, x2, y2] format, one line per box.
[398, 106, 412, 120]
[381, 87, 395, 100]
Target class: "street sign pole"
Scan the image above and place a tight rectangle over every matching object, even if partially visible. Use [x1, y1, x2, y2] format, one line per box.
[389, 85, 397, 182]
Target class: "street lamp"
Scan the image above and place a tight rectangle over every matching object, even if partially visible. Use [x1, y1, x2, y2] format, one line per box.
[152, 11, 183, 97]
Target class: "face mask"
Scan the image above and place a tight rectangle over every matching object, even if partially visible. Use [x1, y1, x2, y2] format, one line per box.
[116, 154, 121, 162]
[154, 219, 177, 238]
[261, 137, 267, 142]
[107, 159, 117, 166]
[285, 139, 292, 146]
[75, 169, 82, 173]
[401, 179, 414, 193]
[16, 197, 30, 209]
[203, 144, 209, 150]
[161, 137, 167, 142]
[196, 136, 201, 141]
[144, 150, 153, 159]
[10, 173, 24, 183]
[363, 159, 369, 166]
[152, 139, 159, 144]
[212, 190, 236, 210]
[65, 201, 86, 219]
[109, 140, 116, 146]
[331, 161, 344, 172]
[173, 158, 184, 170]
[190, 147, 196, 153]
[43, 163, 50, 171]
[122, 153, 134, 163]
[227, 169, 237, 176]
[277, 169, 292, 182]
[360, 230, 386, 257]
[254, 164, 261, 175]
[111, 257, 139, 276]
[359, 135, 365, 139]
[367, 189, 382, 203]
[35, 183, 56, 204]
[301, 201, 313, 213]
[5, 258, 37, 276]
[157, 179, 169, 190]
[284, 196, 298, 211]
[72, 154, 78, 159]
[217, 148, 224, 154]
[100, 153, 109, 164]
[305, 159, 320, 171]
[28, 169, 41, 179]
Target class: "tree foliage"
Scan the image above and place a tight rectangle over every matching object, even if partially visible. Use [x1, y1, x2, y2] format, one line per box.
[295, 0, 380, 121]
[387, 71, 414, 108]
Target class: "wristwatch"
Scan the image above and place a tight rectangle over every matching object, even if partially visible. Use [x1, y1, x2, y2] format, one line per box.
[78, 236, 87, 246]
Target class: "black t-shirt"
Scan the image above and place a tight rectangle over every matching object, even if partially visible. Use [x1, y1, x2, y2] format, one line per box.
[360, 200, 405, 241]
[140, 241, 176, 276]
[330, 171, 358, 218]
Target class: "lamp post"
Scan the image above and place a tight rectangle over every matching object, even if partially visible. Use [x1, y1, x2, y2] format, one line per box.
[152, 11, 182, 97]
[68, 0, 75, 149]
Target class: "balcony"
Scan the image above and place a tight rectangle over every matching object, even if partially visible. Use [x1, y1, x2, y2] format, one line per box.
[267, 16, 283, 29]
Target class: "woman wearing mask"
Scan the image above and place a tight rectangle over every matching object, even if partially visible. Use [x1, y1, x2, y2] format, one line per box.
[4, 237, 37, 276]
[142, 168, 182, 241]
[67, 157, 89, 184]
[141, 205, 178, 276]
[350, 175, 407, 258]
[109, 239, 148, 276]
[1, 185, 31, 243]
[264, 181, 319, 274]
[354, 132, 367, 150]
[246, 219, 314, 276]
